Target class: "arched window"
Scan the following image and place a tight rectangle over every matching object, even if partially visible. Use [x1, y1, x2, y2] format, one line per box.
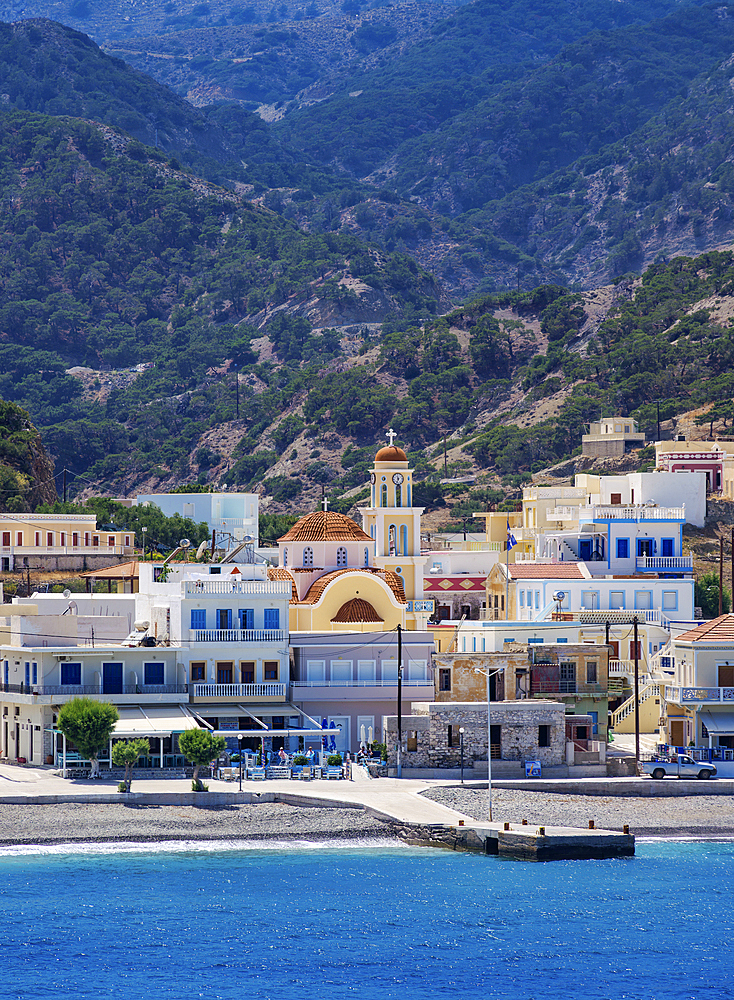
[406, 480, 411, 505]
[381, 484, 388, 507]
[370, 525, 376, 539]
[303, 546, 313, 567]
[395, 484, 402, 508]
[400, 525, 408, 555]
[283, 548, 288, 567]
[389, 525, 397, 557]
[364, 547, 369, 567]
[336, 546, 347, 567]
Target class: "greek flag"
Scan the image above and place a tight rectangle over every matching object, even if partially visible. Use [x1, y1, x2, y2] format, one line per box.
[507, 519, 517, 550]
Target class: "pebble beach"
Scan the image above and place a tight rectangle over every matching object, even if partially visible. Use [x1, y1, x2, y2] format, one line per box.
[0, 801, 396, 847]
[423, 786, 734, 837]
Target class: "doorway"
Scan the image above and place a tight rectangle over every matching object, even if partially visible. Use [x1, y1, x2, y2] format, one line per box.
[327, 716, 350, 754]
[102, 662, 123, 694]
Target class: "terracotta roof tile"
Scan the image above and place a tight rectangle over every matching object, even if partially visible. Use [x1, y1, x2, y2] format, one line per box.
[677, 615, 734, 643]
[278, 511, 371, 543]
[267, 567, 298, 602]
[80, 560, 138, 579]
[301, 568, 406, 605]
[508, 564, 584, 579]
[331, 598, 384, 624]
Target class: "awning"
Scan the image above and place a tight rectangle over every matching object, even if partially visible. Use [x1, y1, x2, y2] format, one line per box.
[700, 711, 734, 735]
[114, 705, 201, 737]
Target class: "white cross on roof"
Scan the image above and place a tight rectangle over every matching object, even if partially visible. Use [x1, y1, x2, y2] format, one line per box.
[386, 428, 397, 447]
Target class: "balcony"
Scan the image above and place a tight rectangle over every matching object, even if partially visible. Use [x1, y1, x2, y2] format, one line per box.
[548, 506, 582, 521]
[665, 686, 734, 704]
[38, 684, 188, 696]
[635, 555, 693, 572]
[193, 628, 287, 643]
[530, 676, 606, 696]
[0, 682, 189, 704]
[524, 487, 587, 500]
[184, 581, 290, 596]
[580, 505, 685, 522]
[291, 678, 432, 688]
[191, 682, 286, 700]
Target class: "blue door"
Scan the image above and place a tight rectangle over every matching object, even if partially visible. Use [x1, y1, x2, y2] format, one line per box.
[661, 538, 674, 557]
[103, 662, 123, 694]
[589, 711, 598, 735]
[579, 539, 592, 560]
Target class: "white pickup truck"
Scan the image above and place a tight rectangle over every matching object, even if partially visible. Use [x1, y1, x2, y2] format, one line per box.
[640, 754, 717, 780]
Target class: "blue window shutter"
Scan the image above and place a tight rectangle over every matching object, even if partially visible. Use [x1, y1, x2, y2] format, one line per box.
[190, 609, 205, 630]
[240, 609, 254, 630]
[144, 662, 164, 685]
[264, 608, 279, 630]
[61, 663, 81, 685]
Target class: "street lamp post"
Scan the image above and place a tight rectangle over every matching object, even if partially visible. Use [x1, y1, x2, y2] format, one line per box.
[141, 525, 147, 561]
[474, 666, 505, 823]
[238, 735, 243, 791]
[459, 727, 465, 785]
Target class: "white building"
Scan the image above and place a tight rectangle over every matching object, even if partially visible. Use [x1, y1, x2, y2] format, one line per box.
[136, 492, 259, 546]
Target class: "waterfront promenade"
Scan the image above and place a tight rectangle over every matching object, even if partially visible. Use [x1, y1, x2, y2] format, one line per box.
[0, 761, 641, 858]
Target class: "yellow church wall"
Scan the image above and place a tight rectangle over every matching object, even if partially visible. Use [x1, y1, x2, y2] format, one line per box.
[295, 575, 405, 632]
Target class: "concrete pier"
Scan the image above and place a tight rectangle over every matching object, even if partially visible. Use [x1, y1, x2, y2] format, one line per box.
[393, 820, 634, 861]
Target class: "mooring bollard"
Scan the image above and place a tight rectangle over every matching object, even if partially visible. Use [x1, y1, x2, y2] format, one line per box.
[538, 827, 545, 836]
[589, 820, 595, 830]
[504, 822, 510, 831]
[623, 824, 630, 834]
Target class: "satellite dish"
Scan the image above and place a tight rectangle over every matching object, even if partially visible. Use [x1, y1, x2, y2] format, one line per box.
[62, 589, 71, 600]
[179, 538, 191, 548]
[196, 540, 209, 559]
[552, 591, 565, 602]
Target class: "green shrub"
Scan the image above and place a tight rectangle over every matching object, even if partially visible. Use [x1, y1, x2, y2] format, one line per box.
[327, 754, 343, 766]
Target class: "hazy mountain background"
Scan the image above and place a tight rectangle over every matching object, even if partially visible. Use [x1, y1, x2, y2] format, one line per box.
[2, 0, 734, 518]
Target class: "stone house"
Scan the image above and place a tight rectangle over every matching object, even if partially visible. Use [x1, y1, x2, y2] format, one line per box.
[385, 700, 566, 771]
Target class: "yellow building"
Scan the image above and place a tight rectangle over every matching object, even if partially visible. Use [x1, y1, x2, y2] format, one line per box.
[361, 436, 428, 622]
[273, 436, 432, 632]
[0, 513, 135, 572]
[274, 510, 409, 632]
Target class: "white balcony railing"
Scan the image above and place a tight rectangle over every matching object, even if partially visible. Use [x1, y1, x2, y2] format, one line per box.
[581, 505, 685, 522]
[548, 506, 582, 520]
[184, 581, 290, 596]
[636, 555, 693, 570]
[609, 659, 635, 676]
[0, 545, 132, 556]
[524, 487, 587, 500]
[291, 678, 432, 688]
[193, 629, 286, 643]
[665, 686, 734, 704]
[192, 682, 286, 698]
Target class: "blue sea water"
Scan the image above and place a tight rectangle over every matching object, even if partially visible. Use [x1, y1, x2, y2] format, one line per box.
[0, 838, 732, 1000]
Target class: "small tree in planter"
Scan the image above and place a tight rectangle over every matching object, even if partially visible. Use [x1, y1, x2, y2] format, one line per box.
[327, 754, 343, 766]
[178, 729, 226, 790]
[57, 698, 119, 778]
[111, 738, 150, 792]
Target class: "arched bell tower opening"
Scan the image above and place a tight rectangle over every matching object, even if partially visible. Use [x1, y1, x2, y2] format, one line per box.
[361, 429, 428, 627]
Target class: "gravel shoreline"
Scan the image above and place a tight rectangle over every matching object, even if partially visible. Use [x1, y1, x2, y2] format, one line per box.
[0, 802, 397, 847]
[423, 787, 734, 837]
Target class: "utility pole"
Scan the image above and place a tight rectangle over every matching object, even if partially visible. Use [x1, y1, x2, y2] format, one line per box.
[63, 468, 67, 503]
[633, 616, 640, 764]
[397, 623, 403, 779]
[443, 434, 447, 477]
